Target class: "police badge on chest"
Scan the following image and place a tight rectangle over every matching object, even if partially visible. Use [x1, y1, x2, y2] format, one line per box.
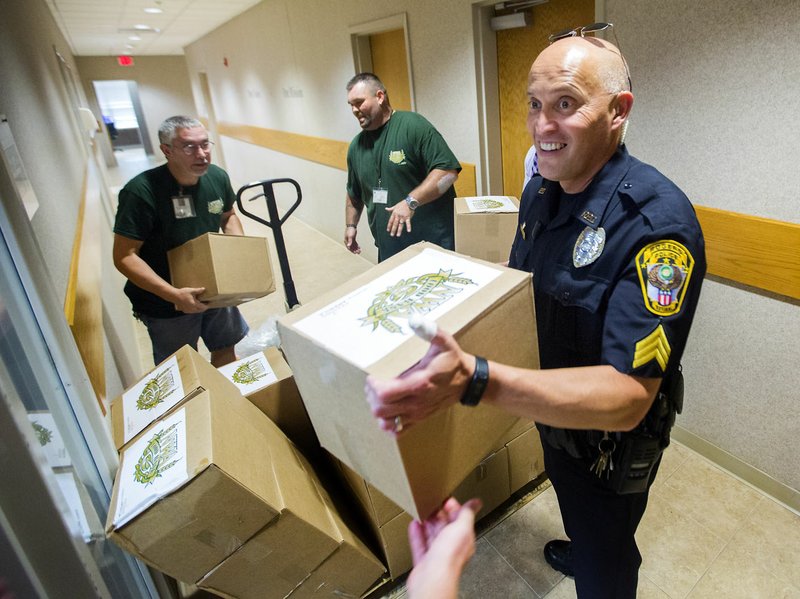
[573, 226, 606, 267]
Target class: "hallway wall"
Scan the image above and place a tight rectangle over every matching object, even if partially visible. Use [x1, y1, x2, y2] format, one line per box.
[0, 0, 88, 304]
[75, 55, 196, 157]
[184, 0, 483, 263]
[605, 0, 800, 502]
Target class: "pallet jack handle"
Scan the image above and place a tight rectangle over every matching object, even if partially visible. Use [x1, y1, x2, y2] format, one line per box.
[236, 178, 302, 310]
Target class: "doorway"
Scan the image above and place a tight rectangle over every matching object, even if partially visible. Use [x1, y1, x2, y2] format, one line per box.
[473, 0, 595, 197]
[92, 80, 154, 156]
[350, 14, 415, 111]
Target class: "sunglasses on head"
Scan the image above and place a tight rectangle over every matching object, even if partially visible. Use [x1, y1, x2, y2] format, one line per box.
[548, 22, 632, 92]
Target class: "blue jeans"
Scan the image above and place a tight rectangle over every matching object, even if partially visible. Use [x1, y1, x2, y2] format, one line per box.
[137, 307, 248, 366]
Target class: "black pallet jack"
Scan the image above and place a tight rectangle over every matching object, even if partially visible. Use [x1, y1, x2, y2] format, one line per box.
[236, 178, 302, 311]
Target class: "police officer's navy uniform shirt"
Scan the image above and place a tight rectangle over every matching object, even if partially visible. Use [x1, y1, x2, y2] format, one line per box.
[509, 146, 706, 458]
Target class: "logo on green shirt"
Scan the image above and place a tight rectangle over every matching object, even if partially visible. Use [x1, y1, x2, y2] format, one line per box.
[208, 199, 224, 214]
[388, 150, 407, 165]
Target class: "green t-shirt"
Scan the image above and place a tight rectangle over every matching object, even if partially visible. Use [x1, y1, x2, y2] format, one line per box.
[113, 163, 236, 317]
[346, 111, 461, 260]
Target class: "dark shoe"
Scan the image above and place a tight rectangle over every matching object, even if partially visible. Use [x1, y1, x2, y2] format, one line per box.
[543, 539, 574, 577]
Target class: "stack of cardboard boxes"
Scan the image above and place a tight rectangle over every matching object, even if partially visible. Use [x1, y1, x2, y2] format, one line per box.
[334, 418, 543, 579]
[108, 237, 547, 595]
[106, 347, 385, 597]
[278, 243, 545, 579]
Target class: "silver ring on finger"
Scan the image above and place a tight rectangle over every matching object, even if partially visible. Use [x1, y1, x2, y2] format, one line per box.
[394, 415, 404, 433]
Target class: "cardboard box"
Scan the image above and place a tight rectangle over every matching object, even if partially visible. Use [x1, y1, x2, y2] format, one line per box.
[453, 447, 510, 519]
[278, 243, 539, 520]
[454, 195, 519, 263]
[377, 511, 414, 579]
[218, 347, 319, 456]
[106, 390, 285, 582]
[287, 538, 386, 599]
[283, 476, 386, 599]
[334, 428, 532, 581]
[107, 385, 382, 589]
[110, 345, 241, 451]
[198, 443, 384, 599]
[507, 424, 545, 494]
[167, 232, 275, 308]
[335, 458, 413, 580]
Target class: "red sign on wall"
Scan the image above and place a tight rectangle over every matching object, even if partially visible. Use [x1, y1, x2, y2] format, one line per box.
[117, 55, 134, 67]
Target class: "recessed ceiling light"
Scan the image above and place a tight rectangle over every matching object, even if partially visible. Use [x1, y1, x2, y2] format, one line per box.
[128, 35, 141, 41]
[144, 7, 163, 13]
[134, 24, 151, 30]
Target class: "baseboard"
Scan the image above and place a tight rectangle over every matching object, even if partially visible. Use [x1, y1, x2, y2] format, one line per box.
[672, 426, 799, 514]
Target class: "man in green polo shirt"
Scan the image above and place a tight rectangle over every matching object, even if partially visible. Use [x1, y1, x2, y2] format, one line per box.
[113, 116, 248, 368]
[344, 73, 461, 262]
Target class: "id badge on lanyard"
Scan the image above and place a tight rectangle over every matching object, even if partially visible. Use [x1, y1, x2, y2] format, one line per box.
[372, 178, 388, 205]
[172, 194, 196, 219]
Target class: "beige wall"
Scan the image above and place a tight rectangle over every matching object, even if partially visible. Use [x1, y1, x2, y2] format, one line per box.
[606, 0, 800, 501]
[184, 0, 484, 264]
[0, 0, 88, 303]
[75, 55, 195, 156]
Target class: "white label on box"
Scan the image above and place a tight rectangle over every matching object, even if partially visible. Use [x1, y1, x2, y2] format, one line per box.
[294, 247, 502, 368]
[54, 470, 93, 542]
[121, 355, 185, 443]
[218, 352, 278, 394]
[464, 196, 518, 213]
[113, 409, 189, 528]
[28, 412, 71, 468]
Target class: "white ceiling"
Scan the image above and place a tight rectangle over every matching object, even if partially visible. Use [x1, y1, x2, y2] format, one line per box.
[45, 0, 263, 56]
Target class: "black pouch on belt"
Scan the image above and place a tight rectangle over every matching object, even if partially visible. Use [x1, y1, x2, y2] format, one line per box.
[608, 366, 685, 494]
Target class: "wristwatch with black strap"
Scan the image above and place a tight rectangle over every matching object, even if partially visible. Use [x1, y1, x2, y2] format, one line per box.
[460, 355, 489, 407]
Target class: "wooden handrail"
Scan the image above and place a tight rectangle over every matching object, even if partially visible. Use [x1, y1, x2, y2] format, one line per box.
[65, 157, 106, 414]
[217, 120, 477, 198]
[216, 121, 798, 300]
[695, 206, 799, 300]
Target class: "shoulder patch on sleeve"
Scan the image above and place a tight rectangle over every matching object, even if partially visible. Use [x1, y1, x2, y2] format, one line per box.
[635, 240, 696, 316]
[633, 324, 671, 372]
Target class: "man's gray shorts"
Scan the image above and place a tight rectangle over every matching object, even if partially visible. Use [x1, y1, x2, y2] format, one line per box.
[137, 307, 249, 366]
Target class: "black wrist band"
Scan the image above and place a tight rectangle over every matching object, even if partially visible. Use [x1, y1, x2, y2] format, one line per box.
[460, 356, 489, 407]
[346, 224, 357, 228]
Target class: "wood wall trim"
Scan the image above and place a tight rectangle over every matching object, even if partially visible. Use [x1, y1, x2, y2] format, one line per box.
[218, 122, 349, 170]
[65, 157, 106, 414]
[219, 121, 798, 300]
[217, 120, 477, 197]
[695, 206, 799, 300]
[63, 170, 87, 325]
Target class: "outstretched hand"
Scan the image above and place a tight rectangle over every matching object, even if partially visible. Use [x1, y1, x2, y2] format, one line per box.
[364, 324, 474, 435]
[406, 497, 482, 599]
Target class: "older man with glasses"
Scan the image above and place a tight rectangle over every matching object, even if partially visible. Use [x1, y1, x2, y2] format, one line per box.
[366, 28, 705, 598]
[113, 115, 248, 368]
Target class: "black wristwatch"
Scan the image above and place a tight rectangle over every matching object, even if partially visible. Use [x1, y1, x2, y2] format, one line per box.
[404, 195, 419, 210]
[460, 356, 489, 407]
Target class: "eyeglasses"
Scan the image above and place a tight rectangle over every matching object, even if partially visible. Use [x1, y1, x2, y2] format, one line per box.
[173, 140, 214, 155]
[548, 22, 632, 92]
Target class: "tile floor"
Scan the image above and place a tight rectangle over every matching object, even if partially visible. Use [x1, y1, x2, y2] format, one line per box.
[108, 150, 800, 599]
